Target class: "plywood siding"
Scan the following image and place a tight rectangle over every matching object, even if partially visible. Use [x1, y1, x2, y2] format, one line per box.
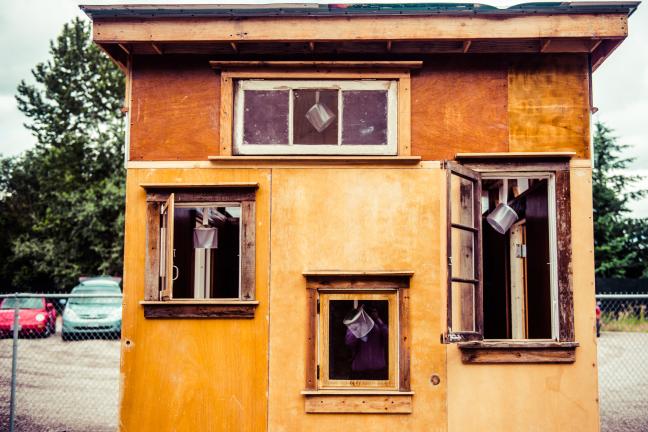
[447, 165, 599, 432]
[120, 168, 270, 431]
[508, 54, 590, 158]
[130, 56, 220, 160]
[267, 168, 447, 431]
[126, 54, 591, 161]
[411, 57, 509, 160]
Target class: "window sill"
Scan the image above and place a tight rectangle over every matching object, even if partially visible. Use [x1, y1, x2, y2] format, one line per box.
[458, 340, 578, 364]
[140, 300, 259, 319]
[207, 156, 421, 166]
[301, 390, 414, 414]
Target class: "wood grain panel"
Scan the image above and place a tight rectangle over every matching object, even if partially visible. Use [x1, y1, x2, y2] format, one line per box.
[508, 54, 590, 158]
[130, 56, 219, 160]
[411, 57, 509, 160]
[304, 394, 413, 414]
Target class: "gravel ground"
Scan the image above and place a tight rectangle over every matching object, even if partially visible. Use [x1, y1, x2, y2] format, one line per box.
[1, 326, 646, 431]
[0, 318, 119, 432]
[598, 331, 648, 432]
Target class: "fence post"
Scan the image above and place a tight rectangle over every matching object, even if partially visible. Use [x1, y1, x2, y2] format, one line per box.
[9, 293, 19, 432]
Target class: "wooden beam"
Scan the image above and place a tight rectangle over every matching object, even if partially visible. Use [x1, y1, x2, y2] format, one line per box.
[150, 43, 163, 54]
[117, 43, 130, 55]
[229, 41, 238, 53]
[589, 39, 603, 52]
[462, 40, 471, 53]
[92, 14, 628, 43]
[592, 38, 624, 71]
[210, 60, 423, 69]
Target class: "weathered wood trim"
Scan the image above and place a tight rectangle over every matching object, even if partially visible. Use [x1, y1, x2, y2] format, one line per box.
[555, 170, 575, 341]
[305, 276, 412, 291]
[207, 156, 422, 165]
[398, 288, 411, 391]
[140, 182, 259, 189]
[144, 202, 160, 301]
[398, 74, 412, 156]
[462, 160, 570, 173]
[146, 188, 257, 203]
[305, 288, 318, 390]
[92, 14, 628, 43]
[141, 301, 259, 319]
[456, 151, 576, 159]
[240, 200, 256, 301]
[303, 393, 413, 414]
[458, 341, 578, 364]
[210, 61, 423, 69]
[220, 73, 233, 156]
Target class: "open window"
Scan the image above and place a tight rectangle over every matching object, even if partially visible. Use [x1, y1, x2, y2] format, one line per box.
[303, 272, 413, 414]
[233, 80, 398, 155]
[445, 161, 577, 363]
[142, 185, 258, 318]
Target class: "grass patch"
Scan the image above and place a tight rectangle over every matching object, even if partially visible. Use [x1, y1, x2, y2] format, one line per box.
[601, 309, 648, 333]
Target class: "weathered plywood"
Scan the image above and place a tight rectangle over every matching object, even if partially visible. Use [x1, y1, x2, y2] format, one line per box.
[120, 168, 271, 431]
[411, 57, 509, 160]
[508, 54, 590, 158]
[130, 56, 220, 160]
[446, 165, 599, 431]
[304, 394, 413, 414]
[93, 14, 627, 43]
[268, 168, 447, 430]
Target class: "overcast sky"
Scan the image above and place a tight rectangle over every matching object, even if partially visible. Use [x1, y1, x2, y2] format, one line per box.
[1, 0, 646, 215]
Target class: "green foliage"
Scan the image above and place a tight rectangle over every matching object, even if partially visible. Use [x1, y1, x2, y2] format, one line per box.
[593, 121, 648, 278]
[0, 18, 125, 293]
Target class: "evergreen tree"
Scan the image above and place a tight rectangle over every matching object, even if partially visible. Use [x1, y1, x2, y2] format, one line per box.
[593, 121, 648, 278]
[0, 18, 124, 293]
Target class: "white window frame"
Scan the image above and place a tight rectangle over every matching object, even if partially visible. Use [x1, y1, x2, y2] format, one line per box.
[233, 79, 398, 156]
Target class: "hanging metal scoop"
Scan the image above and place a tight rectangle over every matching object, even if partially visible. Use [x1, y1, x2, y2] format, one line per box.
[305, 90, 336, 133]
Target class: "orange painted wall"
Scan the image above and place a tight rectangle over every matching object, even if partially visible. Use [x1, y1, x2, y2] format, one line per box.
[128, 54, 589, 161]
[120, 168, 270, 431]
[130, 56, 220, 160]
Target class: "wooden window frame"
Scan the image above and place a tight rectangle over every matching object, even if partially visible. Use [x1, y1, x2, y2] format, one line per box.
[444, 160, 577, 363]
[303, 272, 413, 414]
[140, 184, 258, 319]
[219, 69, 412, 157]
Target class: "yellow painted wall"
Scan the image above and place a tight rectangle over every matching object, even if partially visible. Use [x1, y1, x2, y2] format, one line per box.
[120, 164, 598, 431]
[267, 167, 447, 432]
[446, 164, 599, 432]
[120, 168, 271, 432]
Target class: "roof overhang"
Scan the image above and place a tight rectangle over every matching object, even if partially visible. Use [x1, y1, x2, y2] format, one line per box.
[80, 2, 639, 71]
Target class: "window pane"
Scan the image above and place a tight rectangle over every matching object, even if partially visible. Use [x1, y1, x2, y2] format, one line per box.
[243, 90, 289, 145]
[293, 89, 338, 145]
[329, 300, 389, 381]
[451, 228, 474, 280]
[341, 91, 388, 145]
[451, 282, 475, 333]
[451, 174, 474, 227]
[173, 206, 240, 299]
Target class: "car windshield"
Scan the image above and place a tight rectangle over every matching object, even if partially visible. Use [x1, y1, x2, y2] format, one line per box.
[68, 295, 121, 306]
[1, 298, 43, 309]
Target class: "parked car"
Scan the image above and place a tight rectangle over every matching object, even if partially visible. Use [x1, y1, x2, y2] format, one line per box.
[0, 297, 57, 338]
[61, 278, 122, 341]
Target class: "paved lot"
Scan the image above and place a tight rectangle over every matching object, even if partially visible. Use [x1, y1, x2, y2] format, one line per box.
[1, 326, 647, 431]
[0, 318, 119, 432]
[598, 331, 648, 432]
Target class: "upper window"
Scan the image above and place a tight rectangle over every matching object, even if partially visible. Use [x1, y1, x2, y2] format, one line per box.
[446, 162, 576, 360]
[233, 80, 398, 155]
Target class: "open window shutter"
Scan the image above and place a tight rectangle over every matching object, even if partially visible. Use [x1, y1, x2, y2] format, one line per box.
[160, 193, 175, 300]
[446, 162, 483, 342]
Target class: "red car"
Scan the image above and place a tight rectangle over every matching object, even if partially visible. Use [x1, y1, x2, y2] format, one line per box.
[0, 297, 57, 338]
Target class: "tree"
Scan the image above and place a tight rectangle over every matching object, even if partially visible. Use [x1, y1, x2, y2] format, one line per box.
[0, 18, 124, 293]
[592, 121, 648, 278]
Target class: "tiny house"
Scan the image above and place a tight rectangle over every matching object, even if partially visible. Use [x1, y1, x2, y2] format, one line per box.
[81, 3, 638, 431]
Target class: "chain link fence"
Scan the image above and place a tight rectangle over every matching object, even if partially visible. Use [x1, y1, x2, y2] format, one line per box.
[0, 293, 121, 432]
[597, 293, 648, 432]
